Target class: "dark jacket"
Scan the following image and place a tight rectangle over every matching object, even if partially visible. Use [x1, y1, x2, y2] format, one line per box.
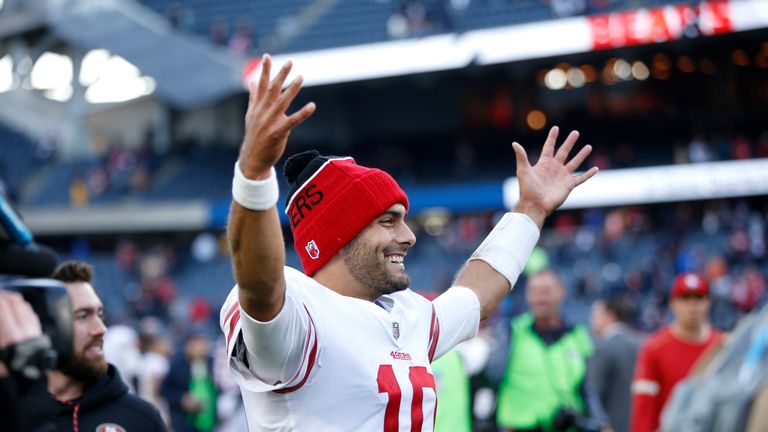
[588, 323, 641, 432]
[2, 372, 56, 431]
[33, 364, 166, 432]
[160, 354, 216, 432]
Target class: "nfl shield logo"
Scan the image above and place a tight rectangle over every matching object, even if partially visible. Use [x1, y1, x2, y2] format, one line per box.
[305, 240, 320, 260]
[392, 322, 400, 339]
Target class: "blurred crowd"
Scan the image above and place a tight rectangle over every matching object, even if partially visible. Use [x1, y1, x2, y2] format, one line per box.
[43, 196, 762, 431]
[68, 138, 159, 207]
[151, 0, 682, 56]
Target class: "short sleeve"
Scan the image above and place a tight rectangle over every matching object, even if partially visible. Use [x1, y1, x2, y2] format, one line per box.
[430, 286, 481, 361]
[219, 268, 319, 393]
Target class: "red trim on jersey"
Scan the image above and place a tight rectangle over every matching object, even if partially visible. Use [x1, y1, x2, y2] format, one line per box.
[224, 302, 239, 352]
[224, 302, 238, 324]
[428, 305, 440, 362]
[274, 306, 318, 394]
[226, 309, 241, 352]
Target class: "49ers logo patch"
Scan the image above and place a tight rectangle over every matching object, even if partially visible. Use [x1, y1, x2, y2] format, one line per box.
[305, 240, 320, 260]
[95, 424, 126, 432]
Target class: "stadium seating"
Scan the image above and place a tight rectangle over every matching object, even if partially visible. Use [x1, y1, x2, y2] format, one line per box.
[0, 124, 41, 201]
[143, 147, 236, 202]
[76, 198, 763, 335]
[136, 0, 692, 55]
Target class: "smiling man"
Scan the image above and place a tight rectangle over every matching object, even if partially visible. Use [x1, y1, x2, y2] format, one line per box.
[630, 272, 725, 432]
[220, 55, 598, 431]
[40, 261, 166, 431]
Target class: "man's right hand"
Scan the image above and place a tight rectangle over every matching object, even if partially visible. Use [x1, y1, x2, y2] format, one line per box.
[238, 54, 316, 180]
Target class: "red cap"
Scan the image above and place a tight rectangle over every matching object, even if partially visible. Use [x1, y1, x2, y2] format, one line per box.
[670, 272, 709, 298]
[285, 157, 408, 276]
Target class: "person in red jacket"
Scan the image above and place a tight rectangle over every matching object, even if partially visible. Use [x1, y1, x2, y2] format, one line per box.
[630, 272, 724, 432]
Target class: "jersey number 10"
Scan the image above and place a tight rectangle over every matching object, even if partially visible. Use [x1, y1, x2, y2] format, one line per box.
[377, 364, 437, 431]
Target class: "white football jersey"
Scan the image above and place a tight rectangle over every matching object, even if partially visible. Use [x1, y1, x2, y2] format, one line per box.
[220, 266, 480, 431]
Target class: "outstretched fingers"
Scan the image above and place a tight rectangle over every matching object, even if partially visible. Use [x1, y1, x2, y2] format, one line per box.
[246, 54, 272, 110]
[267, 60, 293, 101]
[541, 126, 559, 158]
[273, 75, 305, 116]
[566, 144, 593, 172]
[555, 130, 579, 163]
[279, 102, 316, 134]
[511, 142, 531, 171]
[573, 166, 599, 187]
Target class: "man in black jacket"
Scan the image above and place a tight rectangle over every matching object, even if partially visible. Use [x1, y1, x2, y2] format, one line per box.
[35, 261, 166, 431]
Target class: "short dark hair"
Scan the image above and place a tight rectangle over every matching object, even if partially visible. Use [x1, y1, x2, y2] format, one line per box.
[527, 268, 565, 289]
[51, 261, 94, 284]
[600, 294, 634, 324]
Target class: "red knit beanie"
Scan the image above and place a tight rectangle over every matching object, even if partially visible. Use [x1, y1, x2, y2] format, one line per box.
[283, 151, 409, 276]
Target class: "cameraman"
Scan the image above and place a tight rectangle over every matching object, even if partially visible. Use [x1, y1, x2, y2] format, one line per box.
[0, 289, 52, 431]
[33, 261, 166, 431]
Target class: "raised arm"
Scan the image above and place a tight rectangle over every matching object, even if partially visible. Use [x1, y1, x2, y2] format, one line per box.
[455, 126, 598, 319]
[229, 55, 315, 322]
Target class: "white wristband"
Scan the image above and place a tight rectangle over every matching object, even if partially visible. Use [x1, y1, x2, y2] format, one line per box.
[469, 212, 540, 289]
[232, 161, 279, 211]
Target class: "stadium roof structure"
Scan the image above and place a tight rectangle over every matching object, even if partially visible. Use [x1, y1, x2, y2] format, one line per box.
[44, 0, 243, 108]
[243, 0, 768, 88]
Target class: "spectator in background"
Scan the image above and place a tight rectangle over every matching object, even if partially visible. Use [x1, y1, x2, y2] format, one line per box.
[688, 134, 712, 163]
[210, 19, 229, 46]
[161, 331, 217, 432]
[545, 0, 587, 18]
[212, 338, 247, 432]
[137, 330, 172, 427]
[40, 261, 166, 431]
[631, 272, 725, 432]
[589, 295, 641, 432]
[228, 19, 254, 56]
[68, 174, 89, 207]
[488, 268, 609, 431]
[167, 3, 196, 32]
[433, 334, 491, 432]
[103, 324, 141, 393]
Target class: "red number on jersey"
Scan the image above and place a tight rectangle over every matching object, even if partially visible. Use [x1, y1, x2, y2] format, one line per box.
[377, 364, 437, 432]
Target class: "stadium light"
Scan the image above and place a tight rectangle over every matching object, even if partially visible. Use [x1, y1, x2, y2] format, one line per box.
[23, 49, 154, 103]
[31, 52, 73, 93]
[44, 86, 73, 102]
[82, 53, 156, 104]
[580, 65, 598, 83]
[79, 49, 110, 86]
[677, 56, 696, 73]
[422, 210, 450, 236]
[612, 59, 632, 81]
[544, 68, 567, 90]
[0, 55, 13, 93]
[731, 49, 750, 66]
[567, 67, 586, 88]
[526, 110, 547, 130]
[631, 61, 650, 80]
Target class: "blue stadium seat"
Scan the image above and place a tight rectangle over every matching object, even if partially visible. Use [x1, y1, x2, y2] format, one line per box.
[0, 124, 40, 201]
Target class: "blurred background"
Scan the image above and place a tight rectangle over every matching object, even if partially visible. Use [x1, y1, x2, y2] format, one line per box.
[1, 0, 767, 429]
